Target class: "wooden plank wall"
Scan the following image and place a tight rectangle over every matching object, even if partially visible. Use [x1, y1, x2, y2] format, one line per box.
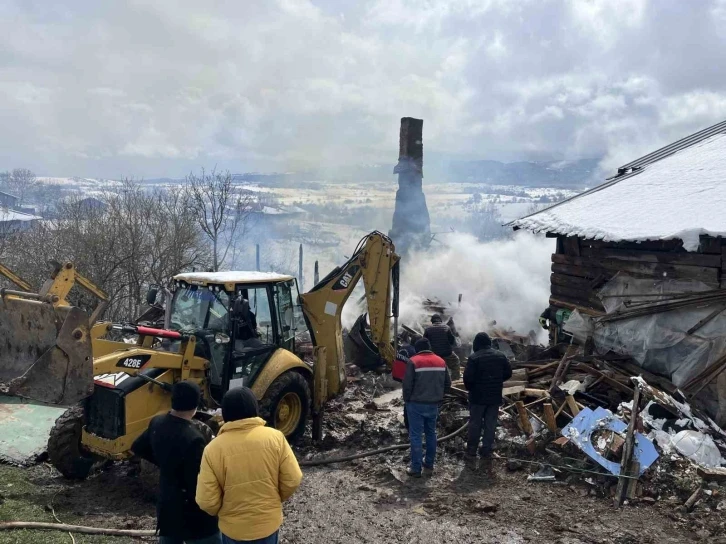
[549, 235, 726, 315]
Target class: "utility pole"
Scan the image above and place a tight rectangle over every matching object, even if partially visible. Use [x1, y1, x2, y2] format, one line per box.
[256, 244, 260, 271]
[298, 244, 304, 291]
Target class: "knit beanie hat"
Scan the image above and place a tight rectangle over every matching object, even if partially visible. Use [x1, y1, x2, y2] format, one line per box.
[414, 337, 432, 353]
[171, 381, 201, 411]
[222, 386, 260, 422]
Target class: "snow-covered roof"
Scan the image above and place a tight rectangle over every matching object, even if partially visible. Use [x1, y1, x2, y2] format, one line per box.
[174, 271, 295, 285]
[510, 125, 726, 251]
[0, 209, 41, 222]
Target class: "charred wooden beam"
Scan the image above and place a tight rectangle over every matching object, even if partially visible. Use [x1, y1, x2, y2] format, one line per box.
[583, 239, 685, 252]
[550, 284, 605, 311]
[698, 235, 723, 255]
[552, 254, 720, 284]
[551, 262, 612, 280]
[580, 247, 722, 268]
[550, 273, 600, 291]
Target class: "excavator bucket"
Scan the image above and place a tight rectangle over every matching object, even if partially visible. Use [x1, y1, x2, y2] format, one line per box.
[0, 295, 94, 405]
[346, 313, 386, 371]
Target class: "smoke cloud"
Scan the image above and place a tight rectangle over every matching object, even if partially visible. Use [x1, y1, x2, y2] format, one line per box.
[397, 231, 554, 343]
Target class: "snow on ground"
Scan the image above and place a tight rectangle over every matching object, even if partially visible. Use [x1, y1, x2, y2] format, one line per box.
[0, 209, 42, 222]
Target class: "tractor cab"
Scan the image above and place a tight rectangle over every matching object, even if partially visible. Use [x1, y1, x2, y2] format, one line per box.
[169, 272, 306, 403]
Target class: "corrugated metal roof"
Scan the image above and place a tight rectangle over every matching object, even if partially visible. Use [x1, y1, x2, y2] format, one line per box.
[509, 119, 726, 251]
[616, 118, 726, 175]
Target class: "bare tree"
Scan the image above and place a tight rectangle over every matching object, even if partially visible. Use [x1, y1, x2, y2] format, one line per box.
[185, 168, 253, 271]
[0, 180, 211, 321]
[1, 169, 38, 204]
[466, 202, 510, 242]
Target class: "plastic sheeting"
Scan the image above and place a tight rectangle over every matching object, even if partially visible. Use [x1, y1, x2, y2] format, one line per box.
[562, 275, 726, 426]
[671, 430, 723, 468]
[563, 274, 726, 389]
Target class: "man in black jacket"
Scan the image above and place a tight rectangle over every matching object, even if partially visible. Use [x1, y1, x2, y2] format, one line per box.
[132, 382, 220, 544]
[423, 314, 460, 380]
[463, 332, 512, 476]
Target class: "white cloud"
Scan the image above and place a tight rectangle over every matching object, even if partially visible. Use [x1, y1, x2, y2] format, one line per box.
[567, 0, 647, 45]
[0, 0, 725, 178]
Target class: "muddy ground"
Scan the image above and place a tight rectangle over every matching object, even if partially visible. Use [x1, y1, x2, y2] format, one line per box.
[1, 376, 725, 543]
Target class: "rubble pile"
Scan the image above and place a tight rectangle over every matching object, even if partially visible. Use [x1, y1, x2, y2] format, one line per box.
[308, 337, 726, 519]
[471, 342, 726, 510]
[297, 363, 468, 456]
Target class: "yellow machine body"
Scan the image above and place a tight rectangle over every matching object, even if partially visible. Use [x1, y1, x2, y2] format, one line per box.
[0, 232, 399, 476]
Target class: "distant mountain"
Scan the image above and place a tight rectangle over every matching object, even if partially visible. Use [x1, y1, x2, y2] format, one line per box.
[228, 158, 600, 188]
[429, 158, 601, 188]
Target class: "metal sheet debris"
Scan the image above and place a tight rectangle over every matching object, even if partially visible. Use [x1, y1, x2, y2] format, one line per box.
[562, 406, 659, 476]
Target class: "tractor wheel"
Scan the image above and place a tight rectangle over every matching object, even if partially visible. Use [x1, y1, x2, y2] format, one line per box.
[47, 406, 98, 480]
[259, 371, 311, 443]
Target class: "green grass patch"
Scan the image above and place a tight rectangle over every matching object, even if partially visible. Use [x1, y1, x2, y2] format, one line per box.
[0, 466, 144, 544]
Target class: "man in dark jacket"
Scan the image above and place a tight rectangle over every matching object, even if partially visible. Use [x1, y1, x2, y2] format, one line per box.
[403, 337, 451, 477]
[423, 314, 460, 380]
[132, 382, 220, 544]
[463, 332, 512, 477]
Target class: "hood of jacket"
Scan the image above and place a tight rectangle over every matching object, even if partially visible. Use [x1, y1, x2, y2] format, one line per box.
[218, 417, 266, 435]
[473, 332, 492, 352]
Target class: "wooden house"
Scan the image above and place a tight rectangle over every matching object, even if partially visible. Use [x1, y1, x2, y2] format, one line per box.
[510, 119, 726, 424]
[511, 119, 726, 316]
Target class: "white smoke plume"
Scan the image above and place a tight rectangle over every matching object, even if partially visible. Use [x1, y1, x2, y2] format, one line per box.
[397, 231, 555, 343]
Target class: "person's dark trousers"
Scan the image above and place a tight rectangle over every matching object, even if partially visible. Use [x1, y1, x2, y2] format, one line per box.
[407, 402, 439, 473]
[443, 353, 461, 381]
[222, 531, 278, 544]
[467, 403, 500, 457]
[403, 404, 409, 430]
[160, 533, 221, 544]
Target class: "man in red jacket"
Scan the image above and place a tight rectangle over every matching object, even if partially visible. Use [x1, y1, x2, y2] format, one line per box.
[402, 338, 451, 477]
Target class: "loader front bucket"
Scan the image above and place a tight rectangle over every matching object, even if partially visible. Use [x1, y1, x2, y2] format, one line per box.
[0, 295, 94, 405]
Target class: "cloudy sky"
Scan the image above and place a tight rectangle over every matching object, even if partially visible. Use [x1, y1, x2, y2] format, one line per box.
[2, 0, 726, 179]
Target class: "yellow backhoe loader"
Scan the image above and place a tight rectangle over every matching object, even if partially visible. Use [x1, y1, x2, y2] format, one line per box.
[0, 231, 399, 479]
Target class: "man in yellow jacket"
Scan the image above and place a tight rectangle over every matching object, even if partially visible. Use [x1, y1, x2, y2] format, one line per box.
[196, 387, 302, 544]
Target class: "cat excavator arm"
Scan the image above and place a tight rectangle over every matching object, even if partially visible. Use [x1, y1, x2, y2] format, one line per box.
[299, 231, 400, 421]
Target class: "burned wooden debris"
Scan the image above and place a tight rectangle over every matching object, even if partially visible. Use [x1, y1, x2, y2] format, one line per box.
[445, 339, 726, 509]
